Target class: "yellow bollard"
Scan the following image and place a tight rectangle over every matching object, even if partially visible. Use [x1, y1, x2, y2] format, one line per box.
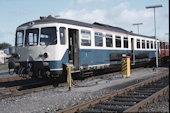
[122, 56, 130, 78]
[66, 65, 72, 91]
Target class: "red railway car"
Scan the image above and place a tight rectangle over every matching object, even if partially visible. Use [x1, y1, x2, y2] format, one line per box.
[160, 42, 169, 64]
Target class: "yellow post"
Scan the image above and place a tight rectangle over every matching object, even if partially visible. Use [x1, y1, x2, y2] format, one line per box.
[122, 56, 130, 77]
[66, 65, 72, 91]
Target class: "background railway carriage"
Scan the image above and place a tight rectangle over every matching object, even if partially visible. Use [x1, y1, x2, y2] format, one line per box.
[9, 16, 160, 78]
[160, 42, 169, 64]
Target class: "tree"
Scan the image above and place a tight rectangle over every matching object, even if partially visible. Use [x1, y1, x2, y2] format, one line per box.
[0, 42, 11, 50]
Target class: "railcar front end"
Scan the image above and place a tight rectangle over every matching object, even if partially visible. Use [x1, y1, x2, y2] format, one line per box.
[8, 23, 67, 78]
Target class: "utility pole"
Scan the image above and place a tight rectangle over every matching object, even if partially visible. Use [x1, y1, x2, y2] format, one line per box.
[132, 23, 143, 34]
[146, 5, 163, 68]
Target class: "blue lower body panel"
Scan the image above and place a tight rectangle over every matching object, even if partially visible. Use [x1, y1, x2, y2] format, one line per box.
[17, 49, 156, 74]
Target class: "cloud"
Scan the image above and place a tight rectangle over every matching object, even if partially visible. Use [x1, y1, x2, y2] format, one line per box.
[59, 2, 168, 41]
[77, 0, 105, 4]
[59, 9, 106, 23]
[59, 2, 153, 27]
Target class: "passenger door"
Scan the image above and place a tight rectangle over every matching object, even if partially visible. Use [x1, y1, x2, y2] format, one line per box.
[131, 38, 135, 64]
[68, 29, 80, 70]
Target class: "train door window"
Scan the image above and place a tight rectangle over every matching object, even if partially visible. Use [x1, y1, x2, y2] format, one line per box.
[25, 29, 39, 46]
[150, 41, 153, 49]
[115, 36, 121, 48]
[123, 37, 128, 48]
[147, 41, 149, 49]
[142, 40, 145, 49]
[16, 30, 24, 47]
[60, 27, 66, 45]
[154, 41, 156, 49]
[81, 30, 91, 46]
[40, 27, 57, 45]
[137, 39, 140, 49]
[95, 32, 103, 47]
[106, 34, 113, 47]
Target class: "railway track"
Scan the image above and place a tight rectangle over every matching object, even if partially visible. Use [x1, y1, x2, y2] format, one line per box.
[0, 80, 56, 100]
[0, 67, 165, 102]
[58, 73, 169, 113]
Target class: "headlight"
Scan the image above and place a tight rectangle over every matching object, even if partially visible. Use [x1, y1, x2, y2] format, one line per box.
[44, 52, 48, 58]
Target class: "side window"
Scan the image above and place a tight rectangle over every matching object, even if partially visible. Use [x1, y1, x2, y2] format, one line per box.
[150, 41, 153, 49]
[147, 41, 149, 49]
[40, 27, 57, 45]
[95, 32, 103, 47]
[165, 43, 169, 49]
[60, 27, 66, 45]
[142, 40, 145, 49]
[124, 37, 128, 48]
[115, 36, 121, 47]
[154, 41, 156, 49]
[81, 30, 91, 46]
[16, 30, 24, 47]
[106, 34, 113, 47]
[137, 39, 140, 49]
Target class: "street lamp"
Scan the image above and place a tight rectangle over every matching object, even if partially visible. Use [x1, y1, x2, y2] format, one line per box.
[132, 23, 143, 34]
[146, 5, 163, 68]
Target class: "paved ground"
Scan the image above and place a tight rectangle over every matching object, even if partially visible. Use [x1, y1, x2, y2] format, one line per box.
[0, 67, 169, 113]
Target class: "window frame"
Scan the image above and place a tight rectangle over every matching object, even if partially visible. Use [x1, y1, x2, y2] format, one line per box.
[142, 40, 145, 49]
[59, 27, 66, 45]
[95, 32, 103, 47]
[150, 41, 153, 49]
[25, 28, 39, 46]
[123, 37, 128, 48]
[106, 34, 113, 47]
[16, 30, 24, 47]
[81, 29, 91, 46]
[137, 39, 140, 49]
[115, 36, 121, 48]
[40, 27, 57, 46]
[147, 40, 150, 49]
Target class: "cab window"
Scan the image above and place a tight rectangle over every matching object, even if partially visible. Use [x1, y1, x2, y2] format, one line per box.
[25, 29, 39, 46]
[16, 30, 24, 47]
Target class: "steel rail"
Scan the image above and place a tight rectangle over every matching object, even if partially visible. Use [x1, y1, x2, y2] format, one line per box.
[0, 76, 30, 82]
[124, 85, 169, 112]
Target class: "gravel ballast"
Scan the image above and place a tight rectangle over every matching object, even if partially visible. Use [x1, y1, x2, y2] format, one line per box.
[0, 67, 169, 113]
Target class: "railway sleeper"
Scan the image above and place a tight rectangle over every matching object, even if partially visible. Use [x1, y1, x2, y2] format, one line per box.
[139, 86, 166, 89]
[81, 109, 113, 113]
[93, 104, 128, 112]
[133, 89, 157, 93]
[127, 92, 153, 96]
[137, 87, 162, 91]
[117, 95, 148, 99]
[113, 97, 143, 102]
[148, 82, 168, 87]
[99, 101, 135, 106]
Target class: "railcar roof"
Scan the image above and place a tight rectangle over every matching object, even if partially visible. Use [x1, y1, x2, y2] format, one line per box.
[18, 16, 155, 39]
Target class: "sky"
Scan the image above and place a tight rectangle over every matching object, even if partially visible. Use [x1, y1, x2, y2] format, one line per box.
[0, 0, 169, 46]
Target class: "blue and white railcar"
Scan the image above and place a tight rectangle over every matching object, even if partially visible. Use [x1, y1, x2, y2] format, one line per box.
[9, 16, 159, 78]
